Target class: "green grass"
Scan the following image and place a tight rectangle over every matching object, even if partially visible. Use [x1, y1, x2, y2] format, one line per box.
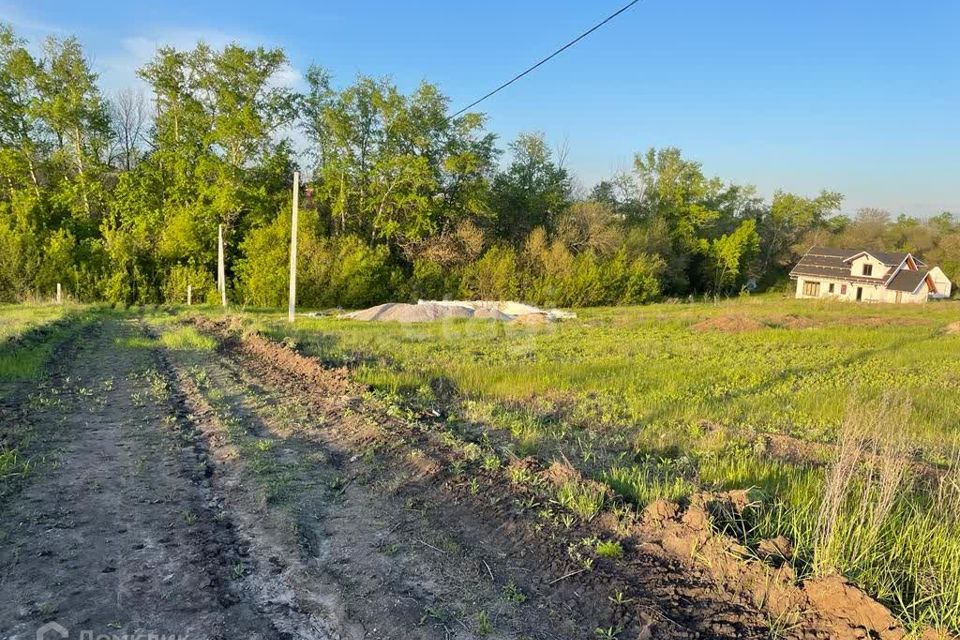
[261, 296, 960, 453]
[595, 539, 624, 559]
[0, 304, 91, 381]
[603, 461, 697, 507]
[554, 478, 606, 521]
[159, 326, 217, 351]
[0, 303, 69, 342]
[0, 445, 32, 484]
[245, 295, 960, 633]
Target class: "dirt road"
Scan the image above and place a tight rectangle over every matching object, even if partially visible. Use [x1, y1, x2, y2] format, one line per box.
[2, 313, 896, 640]
[0, 318, 284, 639]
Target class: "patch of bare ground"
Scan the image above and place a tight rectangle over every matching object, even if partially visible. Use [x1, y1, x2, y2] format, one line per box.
[769, 314, 818, 329]
[190, 316, 923, 640]
[0, 318, 97, 500]
[943, 321, 960, 335]
[0, 318, 283, 639]
[691, 315, 766, 332]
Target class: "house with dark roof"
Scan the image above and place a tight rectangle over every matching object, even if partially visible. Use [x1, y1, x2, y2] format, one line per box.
[789, 246, 952, 303]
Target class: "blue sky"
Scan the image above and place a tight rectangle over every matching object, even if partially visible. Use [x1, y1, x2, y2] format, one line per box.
[4, 0, 958, 215]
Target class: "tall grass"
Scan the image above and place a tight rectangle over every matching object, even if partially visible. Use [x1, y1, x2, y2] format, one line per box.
[700, 398, 960, 634]
[813, 395, 912, 578]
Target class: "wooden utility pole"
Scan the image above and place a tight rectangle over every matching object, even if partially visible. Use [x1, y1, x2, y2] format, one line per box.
[288, 171, 300, 323]
[217, 224, 227, 307]
[187, 284, 192, 306]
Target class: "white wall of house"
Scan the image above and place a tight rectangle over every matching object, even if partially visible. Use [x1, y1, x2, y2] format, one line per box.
[928, 267, 953, 298]
[849, 255, 890, 281]
[793, 276, 927, 303]
[878, 284, 928, 304]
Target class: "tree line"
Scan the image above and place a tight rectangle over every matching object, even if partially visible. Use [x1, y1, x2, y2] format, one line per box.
[1, 25, 956, 307]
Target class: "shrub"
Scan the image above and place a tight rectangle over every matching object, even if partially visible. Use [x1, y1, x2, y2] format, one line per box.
[409, 257, 461, 300]
[163, 263, 217, 304]
[318, 235, 395, 308]
[238, 210, 396, 309]
[459, 245, 520, 300]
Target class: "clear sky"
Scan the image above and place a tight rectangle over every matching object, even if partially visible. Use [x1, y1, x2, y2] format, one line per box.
[4, 0, 958, 215]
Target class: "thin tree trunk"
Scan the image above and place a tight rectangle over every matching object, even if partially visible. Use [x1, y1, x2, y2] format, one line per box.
[73, 127, 91, 217]
[24, 154, 41, 199]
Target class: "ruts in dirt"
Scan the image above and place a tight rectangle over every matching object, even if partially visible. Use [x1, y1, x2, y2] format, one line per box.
[0, 318, 281, 639]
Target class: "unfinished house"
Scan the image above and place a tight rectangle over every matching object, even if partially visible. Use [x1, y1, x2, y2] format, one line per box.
[790, 246, 952, 303]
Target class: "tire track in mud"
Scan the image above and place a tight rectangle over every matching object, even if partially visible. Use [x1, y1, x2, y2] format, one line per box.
[175, 318, 777, 640]
[0, 317, 283, 640]
[159, 328, 570, 639]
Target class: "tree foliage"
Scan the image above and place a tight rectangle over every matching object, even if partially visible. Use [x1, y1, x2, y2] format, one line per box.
[0, 24, 954, 307]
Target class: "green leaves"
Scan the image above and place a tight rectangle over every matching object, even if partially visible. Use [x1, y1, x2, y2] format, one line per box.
[303, 70, 496, 252]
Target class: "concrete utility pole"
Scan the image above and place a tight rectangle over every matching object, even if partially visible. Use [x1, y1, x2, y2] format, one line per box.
[217, 224, 227, 307]
[288, 171, 300, 323]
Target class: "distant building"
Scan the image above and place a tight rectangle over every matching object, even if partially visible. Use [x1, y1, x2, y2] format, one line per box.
[789, 246, 952, 303]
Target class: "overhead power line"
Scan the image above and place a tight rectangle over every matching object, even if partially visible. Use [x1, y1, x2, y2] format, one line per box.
[450, 0, 642, 119]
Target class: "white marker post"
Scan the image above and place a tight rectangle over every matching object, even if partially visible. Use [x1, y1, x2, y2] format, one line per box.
[187, 284, 192, 306]
[56, 282, 62, 304]
[288, 171, 300, 323]
[217, 224, 227, 307]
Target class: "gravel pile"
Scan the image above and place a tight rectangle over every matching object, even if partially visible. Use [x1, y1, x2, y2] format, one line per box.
[340, 300, 575, 323]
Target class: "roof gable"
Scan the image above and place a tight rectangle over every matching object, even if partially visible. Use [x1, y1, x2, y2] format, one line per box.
[842, 249, 911, 267]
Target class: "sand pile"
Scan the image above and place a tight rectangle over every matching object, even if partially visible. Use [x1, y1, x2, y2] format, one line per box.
[340, 300, 575, 324]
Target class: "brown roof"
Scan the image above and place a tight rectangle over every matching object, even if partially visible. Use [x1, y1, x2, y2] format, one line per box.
[789, 247, 887, 283]
[886, 269, 928, 293]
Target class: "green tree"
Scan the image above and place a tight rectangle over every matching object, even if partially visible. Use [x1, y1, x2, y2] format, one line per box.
[491, 133, 571, 242]
[705, 218, 759, 293]
[758, 189, 843, 276]
[303, 70, 496, 255]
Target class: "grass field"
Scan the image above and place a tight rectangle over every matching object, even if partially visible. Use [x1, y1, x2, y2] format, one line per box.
[0, 303, 70, 342]
[250, 295, 960, 633]
[0, 303, 80, 381]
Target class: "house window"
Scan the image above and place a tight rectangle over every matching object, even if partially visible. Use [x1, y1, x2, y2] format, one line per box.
[803, 281, 820, 297]
[862, 264, 873, 276]
[828, 283, 835, 294]
[841, 284, 848, 295]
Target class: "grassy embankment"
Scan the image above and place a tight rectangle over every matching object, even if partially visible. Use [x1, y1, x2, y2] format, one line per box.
[250, 295, 960, 634]
[0, 304, 78, 380]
